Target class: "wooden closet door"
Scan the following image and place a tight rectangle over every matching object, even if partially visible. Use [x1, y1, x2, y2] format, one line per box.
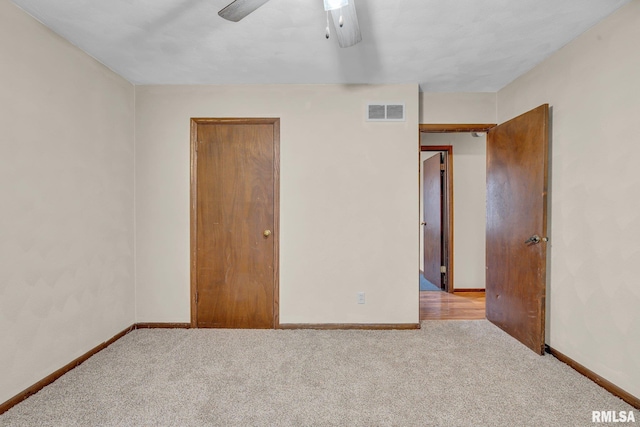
[191, 118, 279, 328]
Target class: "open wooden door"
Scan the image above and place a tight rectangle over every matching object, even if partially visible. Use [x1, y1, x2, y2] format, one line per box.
[486, 104, 549, 355]
[423, 153, 443, 289]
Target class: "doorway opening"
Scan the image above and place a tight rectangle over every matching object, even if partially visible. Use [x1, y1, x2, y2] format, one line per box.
[419, 123, 494, 320]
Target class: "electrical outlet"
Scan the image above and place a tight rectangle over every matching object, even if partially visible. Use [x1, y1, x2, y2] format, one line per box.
[357, 292, 365, 304]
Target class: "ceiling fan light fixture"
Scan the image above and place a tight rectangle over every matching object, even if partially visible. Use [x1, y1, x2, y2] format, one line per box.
[323, 0, 348, 11]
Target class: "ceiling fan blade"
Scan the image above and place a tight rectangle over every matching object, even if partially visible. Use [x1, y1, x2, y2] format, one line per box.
[218, 0, 271, 22]
[330, 1, 362, 48]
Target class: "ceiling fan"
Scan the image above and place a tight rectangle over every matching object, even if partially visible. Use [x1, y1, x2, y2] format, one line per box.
[218, 0, 362, 48]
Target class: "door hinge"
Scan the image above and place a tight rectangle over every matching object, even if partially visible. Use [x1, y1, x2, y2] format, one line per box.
[440, 163, 445, 171]
[440, 265, 447, 274]
[195, 291, 198, 304]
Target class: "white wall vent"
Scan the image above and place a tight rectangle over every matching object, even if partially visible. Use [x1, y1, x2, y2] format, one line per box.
[367, 103, 405, 122]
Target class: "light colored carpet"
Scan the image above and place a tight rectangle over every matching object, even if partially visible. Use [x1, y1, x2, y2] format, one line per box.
[1, 321, 634, 426]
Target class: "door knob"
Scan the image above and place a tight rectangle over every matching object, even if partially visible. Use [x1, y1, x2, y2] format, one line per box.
[421, 222, 426, 225]
[263, 230, 272, 237]
[524, 235, 541, 244]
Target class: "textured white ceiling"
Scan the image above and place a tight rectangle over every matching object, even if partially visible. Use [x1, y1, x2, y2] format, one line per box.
[12, 0, 631, 91]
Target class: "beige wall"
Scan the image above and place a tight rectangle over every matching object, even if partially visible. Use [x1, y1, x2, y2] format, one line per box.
[420, 92, 496, 124]
[0, 1, 135, 404]
[135, 84, 420, 324]
[498, 0, 640, 398]
[420, 133, 486, 290]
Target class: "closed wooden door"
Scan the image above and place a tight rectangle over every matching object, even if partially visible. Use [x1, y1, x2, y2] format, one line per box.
[191, 118, 279, 328]
[486, 104, 549, 354]
[423, 153, 443, 288]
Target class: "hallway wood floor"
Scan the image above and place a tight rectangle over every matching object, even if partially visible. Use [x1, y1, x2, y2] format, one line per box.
[420, 291, 486, 320]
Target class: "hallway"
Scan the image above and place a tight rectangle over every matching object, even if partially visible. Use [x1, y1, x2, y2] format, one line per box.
[420, 291, 485, 320]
